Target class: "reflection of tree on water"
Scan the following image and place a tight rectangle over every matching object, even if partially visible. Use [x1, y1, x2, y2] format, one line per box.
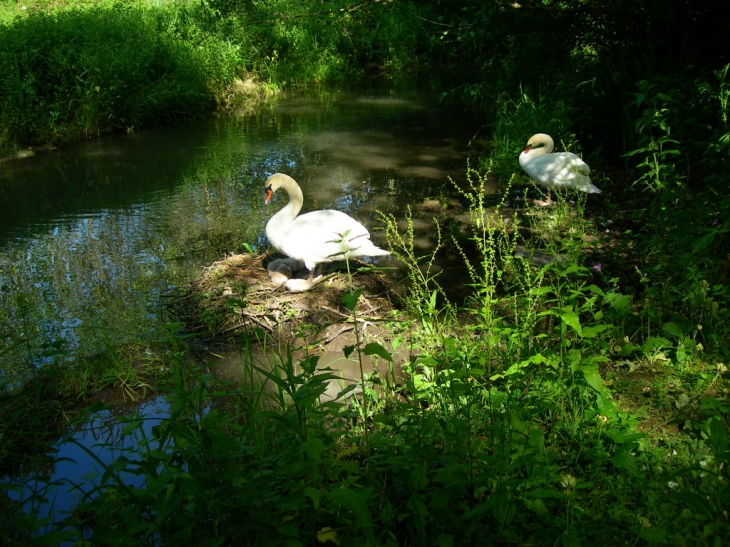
[0, 84, 477, 384]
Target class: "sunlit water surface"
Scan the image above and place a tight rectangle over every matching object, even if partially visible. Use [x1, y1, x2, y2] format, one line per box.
[1, 81, 478, 383]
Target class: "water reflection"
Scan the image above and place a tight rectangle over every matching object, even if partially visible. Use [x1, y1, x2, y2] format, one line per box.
[0, 81, 479, 384]
[17, 340, 403, 538]
[9, 396, 170, 537]
[214, 346, 405, 403]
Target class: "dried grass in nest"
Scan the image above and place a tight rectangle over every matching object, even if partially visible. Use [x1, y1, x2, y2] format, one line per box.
[168, 252, 400, 344]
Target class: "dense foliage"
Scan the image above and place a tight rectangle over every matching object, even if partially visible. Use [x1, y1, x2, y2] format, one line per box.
[0, 0, 431, 150]
[2, 0, 729, 545]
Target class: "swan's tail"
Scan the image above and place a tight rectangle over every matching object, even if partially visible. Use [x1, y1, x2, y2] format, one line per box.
[338, 232, 390, 257]
[343, 244, 390, 258]
[363, 245, 390, 257]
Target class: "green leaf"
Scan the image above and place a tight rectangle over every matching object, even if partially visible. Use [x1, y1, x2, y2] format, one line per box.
[301, 437, 327, 460]
[560, 310, 582, 335]
[122, 419, 143, 435]
[429, 290, 438, 311]
[490, 353, 545, 380]
[585, 284, 606, 297]
[462, 498, 495, 519]
[562, 265, 587, 276]
[620, 343, 640, 356]
[328, 488, 374, 532]
[373, 413, 397, 427]
[363, 342, 392, 362]
[523, 498, 549, 516]
[610, 444, 638, 473]
[304, 487, 324, 509]
[661, 322, 685, 337]
[607, 293, 632, 312]
[691, 232, 716, 254]
[676, 338, 695, 364]
[639, 527, 667, 543]
[343, 345, 355, 359]
[675, 393, 690, 410]
[670, 491, 715, 518]
[708, 416, 727, 456]
[596, 392, 616, 414]
[605, 430, 645, 444]
[341, 289, 362, 311]
[577, 364, 606, 394]
[582, 324, 609, 339]
[317, 527, 339, 545]
[641, 336, 672, 353]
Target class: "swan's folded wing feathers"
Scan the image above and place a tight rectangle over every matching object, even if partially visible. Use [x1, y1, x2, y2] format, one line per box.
[264, 173, 389, 282]
[519, 134, 600, 195]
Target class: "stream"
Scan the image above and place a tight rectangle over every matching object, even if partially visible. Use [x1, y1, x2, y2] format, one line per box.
[0, 79, 479, 385]
[1, 78, 483, 529]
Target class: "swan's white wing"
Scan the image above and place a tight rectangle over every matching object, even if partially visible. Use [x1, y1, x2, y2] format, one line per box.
[523, 152, 599, 192]
[277, 210, 387, 269]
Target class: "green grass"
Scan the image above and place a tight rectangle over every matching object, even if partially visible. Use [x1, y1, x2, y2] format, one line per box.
[0, 0, 431, 153]
[0, 2, 246, 151]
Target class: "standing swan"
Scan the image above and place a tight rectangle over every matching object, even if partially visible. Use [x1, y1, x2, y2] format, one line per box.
[264, 173, 389, 291]
[519, 133, 601, 206]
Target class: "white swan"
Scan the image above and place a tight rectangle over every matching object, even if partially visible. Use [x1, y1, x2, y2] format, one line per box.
[519, 133, 601, 206]
[264, 173, 389, 291]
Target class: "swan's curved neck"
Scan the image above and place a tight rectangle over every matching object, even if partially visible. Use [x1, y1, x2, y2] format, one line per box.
[270, 178, 303, 223]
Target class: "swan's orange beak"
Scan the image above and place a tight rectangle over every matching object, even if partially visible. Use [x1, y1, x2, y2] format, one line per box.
[264, 186, 273, 204]
[524, 144, 533, 153]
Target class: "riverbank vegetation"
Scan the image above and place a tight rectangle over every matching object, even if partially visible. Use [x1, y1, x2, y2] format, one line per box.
[0, 0, 426, 152]
[2, 0, 730, 545]
[5, 172, 728, 545]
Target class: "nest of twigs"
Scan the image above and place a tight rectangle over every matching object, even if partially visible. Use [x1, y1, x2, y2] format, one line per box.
[168, 253, 400, 347]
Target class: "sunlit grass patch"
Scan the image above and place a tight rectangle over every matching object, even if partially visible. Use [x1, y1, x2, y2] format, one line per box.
[0, 1, 242, 150]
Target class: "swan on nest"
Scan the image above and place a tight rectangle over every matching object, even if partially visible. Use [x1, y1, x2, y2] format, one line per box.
[263, 173, 389, 292]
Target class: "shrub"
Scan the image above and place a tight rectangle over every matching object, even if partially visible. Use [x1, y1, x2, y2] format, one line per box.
[0, 3, 242, 149]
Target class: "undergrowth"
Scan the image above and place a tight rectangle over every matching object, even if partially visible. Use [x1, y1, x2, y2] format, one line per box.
[0, 2, 242, 150]
[2, 165, 728, 546]
[3, 64, 730, 543]
[2, 1, 729, 543]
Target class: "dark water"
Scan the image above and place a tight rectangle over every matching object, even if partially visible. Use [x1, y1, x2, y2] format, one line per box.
[0, 79, 479, 384]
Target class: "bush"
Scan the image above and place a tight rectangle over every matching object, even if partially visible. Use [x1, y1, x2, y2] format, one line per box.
[0, 3, 242, 149]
